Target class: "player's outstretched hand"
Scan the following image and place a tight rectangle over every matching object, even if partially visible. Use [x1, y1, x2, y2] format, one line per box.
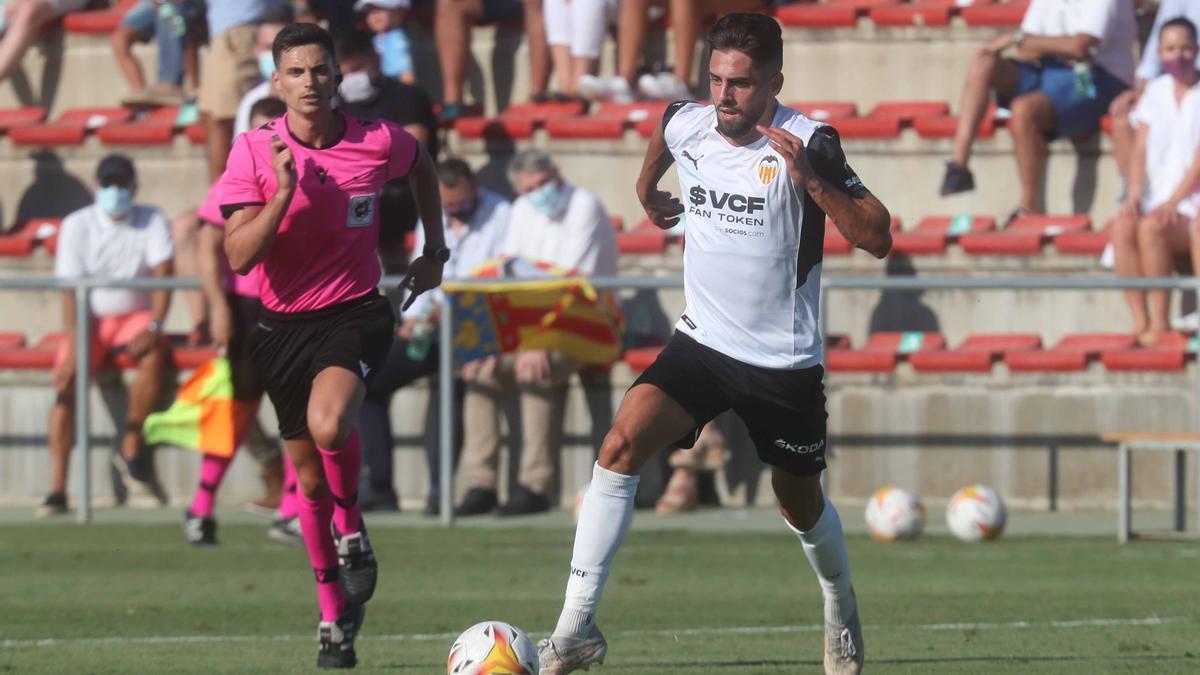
[756, 125, 815, 187]
[641, 189, 685, 230]
[270, 135, 296, 193]
[399, 256, 444, 312]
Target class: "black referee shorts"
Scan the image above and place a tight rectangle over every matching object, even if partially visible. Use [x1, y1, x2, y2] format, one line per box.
[632, 332, 828, 476]
[249, 292, 395, 440]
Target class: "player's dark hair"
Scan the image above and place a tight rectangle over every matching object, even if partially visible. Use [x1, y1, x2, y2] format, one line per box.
[332, 29, 377, 61]
[706, 13, 783, 74]
[272, 22, 336, 66]
[261, 6, 295, 26]
[438, 158, 475, 187]
[249, 96, 287, 122]
[1162, 17, 1198, 44]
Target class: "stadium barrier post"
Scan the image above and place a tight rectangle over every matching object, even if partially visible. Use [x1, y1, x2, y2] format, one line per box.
[1174, 449, 1186, 532]
[74, 283, 92, 525]
[1118, 442, 1130, 543]
[1048, 445, 1058, 512]
[439, 294, 455, 527]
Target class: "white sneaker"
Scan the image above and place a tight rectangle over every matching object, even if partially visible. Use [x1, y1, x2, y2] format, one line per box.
[537, 624, 607, 674]
[823, 596, 864, 675]
[639, 72, 691, 101]
[1173, 311, 1200, 332]
[578, 75, 633, 103]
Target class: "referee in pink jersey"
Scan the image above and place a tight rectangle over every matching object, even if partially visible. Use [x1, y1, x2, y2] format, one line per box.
[219, 23, 447, 669]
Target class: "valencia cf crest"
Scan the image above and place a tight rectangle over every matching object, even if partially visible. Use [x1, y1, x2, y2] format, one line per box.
[757, 155, 780, 185]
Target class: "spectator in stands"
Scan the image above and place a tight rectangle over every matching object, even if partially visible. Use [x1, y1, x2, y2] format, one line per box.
[335, 29, 438, 269]
[436, 0, 550, 121]
[233, 7, 295, 137]
[37, 154, 174, 517]
[940, 0, 1137, 223]
[115, 0, 206, 108]
[1113, 17, 1200, 345]
[0, 0, 91, 83]
[356, 0, 415, 85]
[358, 158, 511, 515]
[579, 0, 759, 103]
[1110, 0, 1200, 195]
[544, 0, 618, 99]
[455, 149, 618, 517]
[199, 0, 275, 182]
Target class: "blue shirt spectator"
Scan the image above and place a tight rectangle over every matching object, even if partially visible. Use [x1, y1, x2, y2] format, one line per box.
[374, 28, 414, 80]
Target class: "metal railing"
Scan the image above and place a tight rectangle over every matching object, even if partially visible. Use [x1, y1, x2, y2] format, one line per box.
[3, 274, 1200, 525]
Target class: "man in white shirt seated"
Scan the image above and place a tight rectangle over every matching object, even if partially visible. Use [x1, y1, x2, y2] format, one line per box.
[1112, 17, 1200, 346]
[38, 154, 175, 517]
[940, 0, 1136, 224]
[455, 149, 619, 517]
[358, 158, 511, 515]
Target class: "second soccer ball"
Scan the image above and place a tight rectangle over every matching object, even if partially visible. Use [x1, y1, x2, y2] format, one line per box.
[865, 486, 925, 541]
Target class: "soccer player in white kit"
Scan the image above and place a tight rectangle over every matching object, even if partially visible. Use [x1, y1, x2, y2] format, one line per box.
[537, 13, 892, 675]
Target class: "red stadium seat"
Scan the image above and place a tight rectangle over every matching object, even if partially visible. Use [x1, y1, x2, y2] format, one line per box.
[824, 228, 852, 255]
[826, 349, 896, 373]
[184, 123, 206, 144]
[1007, 213, 1091, 234]
[623, 346, 662, 372]
[545, 117, 626, 139]
[912, 113, 997, 139]
[10, 107, 133, 146]
[1054, 230, 1110, 255]
[868, 101, 950, 123]
[959, 231, 1043, 255]
[916, 215, 996, 238]
[869, 5, 953, 27]
[1004, 349, 1087, 372]
[96, 120, 175, 146]
[826, 334, 852, 350]
[833, 116, 902, 139]
[909, 349, 993, 373]
[960, 333, 1042, 353]
[0, 333, 27, 350]
[0, 334, 61, 370]
[616, 229, 668, 254]
[502, 100, 587, 121]
[961, 2, 1029, 27]
[1101, 348, 1185, 372]
[454, 117, 536, 140]
[825, 0, 895, 7]
[775, 5, 859, 28]
[890, 231, 947, 255]
[63, 0, 139, 34]
[790, 101, 858, 121]
[1057, 333, 1137, 354]
[609, 215, 625, 231]
[866, 331, 946, 354]
[0, 217, 61, 257]
[0, 107, 47, 133]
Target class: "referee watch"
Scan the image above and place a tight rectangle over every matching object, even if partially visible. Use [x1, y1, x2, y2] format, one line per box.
[423, 245, 451, 264]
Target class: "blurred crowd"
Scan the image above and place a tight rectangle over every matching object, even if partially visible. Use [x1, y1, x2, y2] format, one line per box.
[24, 0, 1200, 521]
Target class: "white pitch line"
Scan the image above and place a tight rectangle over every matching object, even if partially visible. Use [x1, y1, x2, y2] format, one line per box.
[0, 616, 1186, 649]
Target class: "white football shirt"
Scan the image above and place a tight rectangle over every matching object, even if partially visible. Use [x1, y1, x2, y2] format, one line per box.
[663, 101, 870, 369]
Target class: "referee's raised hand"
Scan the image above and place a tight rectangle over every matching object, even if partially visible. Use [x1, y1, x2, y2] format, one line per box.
[399, 255, 444, 311]
[640, 189, 685, 230]
[270, 135, 296, 193]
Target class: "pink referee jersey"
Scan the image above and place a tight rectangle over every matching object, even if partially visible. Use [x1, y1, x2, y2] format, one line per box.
[198, 175, 263, 300]
[219, 112, 419, 313]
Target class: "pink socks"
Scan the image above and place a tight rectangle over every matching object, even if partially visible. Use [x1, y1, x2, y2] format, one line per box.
[297, 491, 345, 622]
[189, 454, 232, 518]
[317, 431, 362, 535]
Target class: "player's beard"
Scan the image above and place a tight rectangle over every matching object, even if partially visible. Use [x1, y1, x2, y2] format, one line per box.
[716, 100, 766, 140]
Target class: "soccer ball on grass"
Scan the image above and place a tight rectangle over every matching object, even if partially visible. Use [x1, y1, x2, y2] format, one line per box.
[946, 484, 1006, 542]
[447, 621, 539, 674]
[864, 486, 925, 541]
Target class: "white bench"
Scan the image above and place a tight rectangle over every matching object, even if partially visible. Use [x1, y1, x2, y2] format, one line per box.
[1103, 433, 1200, 543]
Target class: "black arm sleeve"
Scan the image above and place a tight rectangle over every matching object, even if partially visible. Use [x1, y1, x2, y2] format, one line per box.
[804, 125, 872, 199]
[661, 100, 691, 134]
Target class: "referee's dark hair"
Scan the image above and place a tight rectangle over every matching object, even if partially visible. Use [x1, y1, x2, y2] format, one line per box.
[1162, 16, 1198, 44]
[706, 13, 784, 75]
[272, 22, 336, 67]
[437, 158, 476, 187]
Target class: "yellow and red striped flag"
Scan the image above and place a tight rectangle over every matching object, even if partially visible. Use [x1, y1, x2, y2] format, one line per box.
[442, 258, 623, 365]
[143, 358, 256, 458]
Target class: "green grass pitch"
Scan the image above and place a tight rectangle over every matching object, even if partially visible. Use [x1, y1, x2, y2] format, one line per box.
[1, 522, 1197, 673]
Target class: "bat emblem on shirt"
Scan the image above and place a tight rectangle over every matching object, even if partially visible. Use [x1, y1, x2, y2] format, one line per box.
[757, 155, 780, 185]
[682, 150, 703, 170]
[353, 199, 371, 220]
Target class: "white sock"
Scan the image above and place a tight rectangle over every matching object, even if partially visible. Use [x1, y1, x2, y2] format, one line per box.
[554, 462, 639, 637]
[786, 497, 856, 626]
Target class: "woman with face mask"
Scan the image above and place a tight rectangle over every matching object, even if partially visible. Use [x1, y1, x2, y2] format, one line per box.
[1113, 17, 1200, 346]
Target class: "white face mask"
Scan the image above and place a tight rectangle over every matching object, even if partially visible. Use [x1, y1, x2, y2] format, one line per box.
[338, 71, 378, 103]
